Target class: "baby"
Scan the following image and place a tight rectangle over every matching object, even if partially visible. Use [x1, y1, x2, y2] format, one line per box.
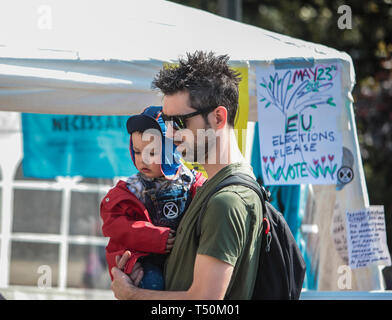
[100, 106, 205, 290]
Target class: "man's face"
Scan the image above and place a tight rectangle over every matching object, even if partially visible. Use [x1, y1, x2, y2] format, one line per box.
[163, 91, 217, 163]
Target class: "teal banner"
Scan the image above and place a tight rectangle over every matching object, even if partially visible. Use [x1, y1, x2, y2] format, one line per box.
[21, 114, 137, 179]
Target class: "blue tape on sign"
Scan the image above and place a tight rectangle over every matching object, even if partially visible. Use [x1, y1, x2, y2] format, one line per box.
[274, 57, 315, 70]
[21, 113, 138, 179]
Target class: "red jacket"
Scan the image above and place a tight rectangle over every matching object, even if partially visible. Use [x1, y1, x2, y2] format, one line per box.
[100, 172, 206, 279]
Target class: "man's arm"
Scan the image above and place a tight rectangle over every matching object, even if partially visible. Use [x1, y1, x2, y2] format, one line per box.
[188, 254, 234, 299]
[111, 251, 233, 300]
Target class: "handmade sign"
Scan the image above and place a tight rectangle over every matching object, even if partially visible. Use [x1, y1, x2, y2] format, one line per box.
[256, 63, 343, 185]
[22, 114, 137, 178]
[346, 206, 391, 269]
[331, 202, 349, 265]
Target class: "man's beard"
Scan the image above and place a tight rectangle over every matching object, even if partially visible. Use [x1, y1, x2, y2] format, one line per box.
[195, 132, 217, 164]
[180, 121, 217, 164]
[180, 137, 212, 164]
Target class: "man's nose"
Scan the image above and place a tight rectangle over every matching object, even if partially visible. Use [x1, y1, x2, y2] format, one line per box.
[165, 121, 184, 146]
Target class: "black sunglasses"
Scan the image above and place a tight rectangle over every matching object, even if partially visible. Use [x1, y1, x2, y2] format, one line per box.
[161, 106, 217, 130]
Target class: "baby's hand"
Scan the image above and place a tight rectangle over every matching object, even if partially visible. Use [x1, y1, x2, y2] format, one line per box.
[165, 229, 176, 253]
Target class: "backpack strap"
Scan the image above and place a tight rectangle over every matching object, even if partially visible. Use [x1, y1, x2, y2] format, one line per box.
[195, 173, 271, 239]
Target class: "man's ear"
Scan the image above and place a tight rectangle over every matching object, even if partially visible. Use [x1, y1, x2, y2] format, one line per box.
[212, 106, 228, 129]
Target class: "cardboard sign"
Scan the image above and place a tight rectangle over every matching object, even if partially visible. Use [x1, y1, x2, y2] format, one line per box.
[346, 206, 391, 269]
[256, 63, 343, 185]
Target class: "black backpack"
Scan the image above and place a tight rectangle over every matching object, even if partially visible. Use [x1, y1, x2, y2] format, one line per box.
[196, 173, 306, 300]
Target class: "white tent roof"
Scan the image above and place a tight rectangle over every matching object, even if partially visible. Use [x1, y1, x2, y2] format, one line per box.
[0, 0, 355, 118]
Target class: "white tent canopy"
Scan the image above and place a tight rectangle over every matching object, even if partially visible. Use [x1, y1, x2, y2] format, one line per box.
[0, 0, 354, 118]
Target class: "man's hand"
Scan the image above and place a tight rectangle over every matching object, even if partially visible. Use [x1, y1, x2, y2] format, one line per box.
[111, 267, 135, 300]
[110, 251, 232, 300]
[111, 251, 144, 300]
[165, 229, 176, 253]
[115, 251, 144, 285]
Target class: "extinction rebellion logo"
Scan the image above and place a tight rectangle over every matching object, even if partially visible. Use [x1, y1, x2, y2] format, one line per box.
[337, 166, 354, 184]
[163, 202, 179, 219]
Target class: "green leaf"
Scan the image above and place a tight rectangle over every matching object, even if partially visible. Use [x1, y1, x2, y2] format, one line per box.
[259, 83, 266, 88]
[327, 97, 336, 106]
[287, 84, 293, 90]
[310, 104, 317, 109]
[265, 102, 271, 108]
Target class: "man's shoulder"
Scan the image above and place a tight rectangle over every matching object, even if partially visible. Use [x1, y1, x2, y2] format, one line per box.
[210, 185, 248, 203]
[210, 184, 261, 207]
[204, 185, 260, 218]
[201, 182, 263, 228]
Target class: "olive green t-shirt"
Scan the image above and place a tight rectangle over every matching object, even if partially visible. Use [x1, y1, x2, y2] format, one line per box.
[164, 162, 263, 299]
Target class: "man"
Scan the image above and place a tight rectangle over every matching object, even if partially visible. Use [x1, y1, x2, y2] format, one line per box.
[110, 51, 263, 300]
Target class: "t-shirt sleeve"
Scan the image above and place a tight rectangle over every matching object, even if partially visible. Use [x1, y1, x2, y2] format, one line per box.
[197, 190, 249, 266]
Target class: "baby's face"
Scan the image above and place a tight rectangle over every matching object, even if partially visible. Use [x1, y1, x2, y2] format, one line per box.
[131, 131, 163, 178]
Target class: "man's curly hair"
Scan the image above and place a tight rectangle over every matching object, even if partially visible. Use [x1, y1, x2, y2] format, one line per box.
[152, 51, 242, 127]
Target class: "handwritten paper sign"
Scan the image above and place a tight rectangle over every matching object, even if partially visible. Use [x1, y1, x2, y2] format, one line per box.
[346, 206, 391, 269]
[256, 63, 343, 185]
[331, 203, 349, 264]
